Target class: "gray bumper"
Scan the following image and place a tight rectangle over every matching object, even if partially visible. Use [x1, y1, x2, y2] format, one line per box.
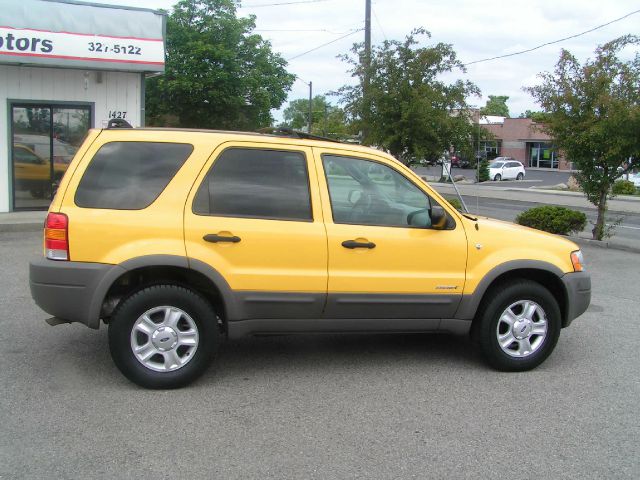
[561, 271, 591, 327]
[29, 257, 122, 329]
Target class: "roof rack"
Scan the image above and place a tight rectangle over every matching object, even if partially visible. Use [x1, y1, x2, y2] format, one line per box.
[107, 119, 133, 129]
[256, 127, 343, 144]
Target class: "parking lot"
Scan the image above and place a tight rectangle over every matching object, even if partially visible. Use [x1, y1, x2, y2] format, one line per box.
[1, 230, 639, 479]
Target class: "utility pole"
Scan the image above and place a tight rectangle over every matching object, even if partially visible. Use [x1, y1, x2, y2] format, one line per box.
[362, 0, 371, 144]
[323, 102, 328, 136]
[308, 81, 313, 133]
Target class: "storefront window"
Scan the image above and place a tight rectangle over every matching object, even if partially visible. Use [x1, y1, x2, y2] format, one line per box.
[479, 141, 501, 160]
[12, 104, 91, 210]
[528, 142, 557, 168]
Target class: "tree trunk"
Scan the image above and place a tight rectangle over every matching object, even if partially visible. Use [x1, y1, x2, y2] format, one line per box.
[592, 190, 608, 240]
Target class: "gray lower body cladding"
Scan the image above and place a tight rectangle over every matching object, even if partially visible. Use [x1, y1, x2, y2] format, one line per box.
[30, 257, 590, 336]
[29, 258, 467, 334]
[29, 258, 120, 329]
[560, 271, 591, 327]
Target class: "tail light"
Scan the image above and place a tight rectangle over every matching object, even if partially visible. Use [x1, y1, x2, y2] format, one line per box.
[45, 213, 69, 261]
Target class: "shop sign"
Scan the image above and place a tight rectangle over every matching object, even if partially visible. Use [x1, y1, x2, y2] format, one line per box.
[0, 26, 164, 69]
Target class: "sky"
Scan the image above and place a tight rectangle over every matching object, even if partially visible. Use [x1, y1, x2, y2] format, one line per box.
[94, 0, 639, 120]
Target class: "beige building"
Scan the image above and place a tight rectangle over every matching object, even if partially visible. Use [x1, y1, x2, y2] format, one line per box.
[480, 117, 572, 170]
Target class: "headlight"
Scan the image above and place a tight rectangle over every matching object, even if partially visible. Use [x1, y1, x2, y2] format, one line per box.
[571, 250, 585, 272]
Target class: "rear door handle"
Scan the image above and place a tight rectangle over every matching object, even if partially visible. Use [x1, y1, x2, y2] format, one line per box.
[342, 240, 376, 249]
[203, 234, 241, 243]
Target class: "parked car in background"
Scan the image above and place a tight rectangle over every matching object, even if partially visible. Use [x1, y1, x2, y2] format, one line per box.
[451, 153, 471, 169]
[489, 157, 526, 181]
[623, 171, 640, 188]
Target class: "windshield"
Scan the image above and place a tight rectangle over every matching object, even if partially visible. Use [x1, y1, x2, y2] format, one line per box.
[490, 161, 505, 168]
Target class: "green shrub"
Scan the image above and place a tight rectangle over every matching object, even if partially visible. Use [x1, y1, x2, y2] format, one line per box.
[612, 179, 637, 195]
[516, 206, 587, 235]
[445, 197, 462, 211]
[477, 159, 490, 182]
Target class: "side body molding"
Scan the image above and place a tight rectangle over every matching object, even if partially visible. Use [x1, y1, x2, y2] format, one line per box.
[187, 257, 239, 319]
[454, 259, 566, 320]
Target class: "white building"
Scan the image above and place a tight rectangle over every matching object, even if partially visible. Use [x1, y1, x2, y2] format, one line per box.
[0, 0, 166, 212]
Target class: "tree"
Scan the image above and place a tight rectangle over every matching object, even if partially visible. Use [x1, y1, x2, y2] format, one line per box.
[478, 158, 490, 182]
[336, 28, 480, 163]
[280, 95, 354, 137]
[519, 110, 547, 122]
[480, 95, 510, 117]
[526, 35, 640, 240]
[145, 0, 295, 130]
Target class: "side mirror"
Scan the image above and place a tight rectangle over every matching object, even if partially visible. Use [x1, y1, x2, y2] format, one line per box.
[430, 205, 448, 230]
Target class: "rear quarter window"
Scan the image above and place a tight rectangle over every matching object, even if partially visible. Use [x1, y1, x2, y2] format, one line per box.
[74, 141, 193, 210]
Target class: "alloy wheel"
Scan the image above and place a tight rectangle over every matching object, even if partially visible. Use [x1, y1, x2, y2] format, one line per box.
[130, 306, 199, 372]
[495, 300, 548, 357]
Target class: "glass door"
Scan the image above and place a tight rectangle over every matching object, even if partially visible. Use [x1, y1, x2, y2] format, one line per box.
[11, 104, 91, 210]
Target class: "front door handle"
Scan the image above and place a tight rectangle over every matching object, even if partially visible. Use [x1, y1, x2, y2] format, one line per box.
[203, 234, 241, 243]
[342, 240, 376, 249]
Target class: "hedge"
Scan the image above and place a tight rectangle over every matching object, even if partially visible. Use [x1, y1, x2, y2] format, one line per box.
[612, 179, 637, 195]
[516, 206, 587, 235]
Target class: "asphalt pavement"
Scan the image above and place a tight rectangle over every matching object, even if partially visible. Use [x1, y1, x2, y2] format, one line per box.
[1, 230, 639, 479]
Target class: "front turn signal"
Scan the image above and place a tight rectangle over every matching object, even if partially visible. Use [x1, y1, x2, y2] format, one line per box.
[571, 250, 585, 272]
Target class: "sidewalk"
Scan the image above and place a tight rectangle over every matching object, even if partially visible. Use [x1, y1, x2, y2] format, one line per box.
[0, 211, 45, 233]
[429, 182, 640, 214]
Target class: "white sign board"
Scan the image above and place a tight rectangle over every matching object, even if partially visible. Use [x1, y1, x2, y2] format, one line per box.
[0, 26, 164, 70]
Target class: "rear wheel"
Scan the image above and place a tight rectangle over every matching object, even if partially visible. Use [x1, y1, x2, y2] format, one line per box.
[108, 284, 219, 388]
[494, 174, 502, 181]
[474, 280, 561, 371]
[516, 172, 524, 180]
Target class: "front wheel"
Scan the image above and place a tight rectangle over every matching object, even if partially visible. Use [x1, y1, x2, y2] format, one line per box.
[516, 172, 524, 180]
[108, 285, 219, 388]
[474, 280, 561, 371]
[494, 174, 502, 181]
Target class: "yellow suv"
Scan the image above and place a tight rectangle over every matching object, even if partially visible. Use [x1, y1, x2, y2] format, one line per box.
[29, 125, 591, 388]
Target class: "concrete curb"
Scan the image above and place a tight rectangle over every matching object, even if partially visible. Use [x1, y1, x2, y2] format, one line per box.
[567, 236, 640, 255]
[0, 223, 43, 234]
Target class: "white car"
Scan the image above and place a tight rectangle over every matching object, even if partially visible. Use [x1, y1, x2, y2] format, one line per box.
[489, 157, 526, 181]
[623, 171, 640, 187]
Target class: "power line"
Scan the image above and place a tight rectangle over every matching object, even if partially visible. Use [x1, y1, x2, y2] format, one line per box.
[463, 8, 640, 66]
[256, 28, 358, 34]
[372, 6, 387, 42]
[241, 0, 331, 8]
[287, 28, 364, 61]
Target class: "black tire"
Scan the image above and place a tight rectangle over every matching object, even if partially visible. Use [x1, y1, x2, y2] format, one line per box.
[474, 280, 561, 372]
[108, 284, 219, 389]
[494, 174, 502, 181]
[517, 172, 524, 180]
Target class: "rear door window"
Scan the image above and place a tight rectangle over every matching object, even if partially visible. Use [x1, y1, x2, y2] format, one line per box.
[74, 142, 193, 210]
[192, 148, 312, 221]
